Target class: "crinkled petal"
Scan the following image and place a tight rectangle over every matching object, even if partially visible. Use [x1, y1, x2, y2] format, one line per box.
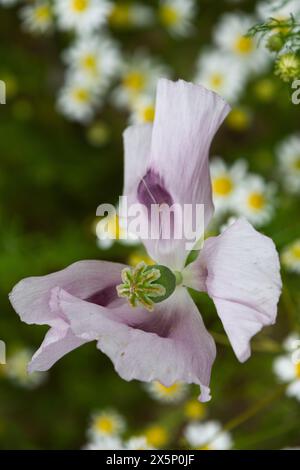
[184, 218, 282, 362]
[28, 320, 87, 372]
[9, 260, 125, 326]
[56, 287, 216, 402]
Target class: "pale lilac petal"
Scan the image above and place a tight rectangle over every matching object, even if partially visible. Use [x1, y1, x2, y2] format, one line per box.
[184, 218, 282, 362]
[28, 320, 87, 372]
[9, 260, 125, 326]
[123, 79, 230, 269]
[56, 287, 216, 402]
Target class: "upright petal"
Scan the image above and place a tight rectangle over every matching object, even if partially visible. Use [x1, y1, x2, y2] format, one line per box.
[183, 218, 282, 362]
[123, 79, 230, 269]
[56, 287, 216, 402]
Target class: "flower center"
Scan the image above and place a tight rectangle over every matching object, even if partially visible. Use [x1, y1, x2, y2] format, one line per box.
[212, 176, 233, 196]
[72, 88, 90, 103]
[123, 71, 146, 92]
[234, 35, 254, 55]
[117, 262, 177, 311]
[160, 5, 179, 27]
[291, 245, 300, 260]
[95, 417, 115, 434]
[71, 0, 89, 13]
[35, 5, 51, 22]
[295, 361, 300, 379]
[247, 192, 265, 211]
[141, 105, 155, 122]
[209, 73, 224, 89]
[81, 54, 97, 72]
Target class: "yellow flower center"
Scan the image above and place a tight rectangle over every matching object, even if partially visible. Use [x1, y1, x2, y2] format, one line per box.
[146, 426, 168, 448]
[293, 157, 300, 171]
[247, 192, 265, 210]
[295, 362, 300, 378]
[72, 88, 90, 103]
[212, 176, 233, 196]
[209, 73, 224, 90]
[184, 399, 206, 420]
[160, 5, 179, 27]
[109, 4, 131, 26]
[291, 245, 300, 260]
[81, 54, 97, 72]
[104, 214, 122, 239]
[155, 382, 180, 396]
[227, 107, 250, 131]
[234, 35, 254, 55]
[94, 417, 115, 434]
[141, 105, 155, 122]
[35, 5, 51, 22]
[123, 72, 146, 92]
[128, 252, 155, 267]
[71, 0, 89, 13]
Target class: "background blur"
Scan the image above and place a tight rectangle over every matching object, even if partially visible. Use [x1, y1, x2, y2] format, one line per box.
[0, 0, 300, 450]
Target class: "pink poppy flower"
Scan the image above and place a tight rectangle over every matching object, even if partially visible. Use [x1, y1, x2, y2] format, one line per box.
[9, 79, 281, 401]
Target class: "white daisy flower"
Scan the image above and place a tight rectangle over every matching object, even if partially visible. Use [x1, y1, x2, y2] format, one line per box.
[158, 0, 196, 37]
[88, 409, 125, 440]
[63, 35, 120, 87]
[109, 2, 154, 29]
[282, 239, 300, 274]
[20, 1, 53, 35]
[95, 208, 139, 250]
[195, 49, 247, 104]
[213, 13, 270, 74]
[276, 134, 300, 194]
[283, 333, 300, 352]
[84, 436, 124, 450]
[5, 348, 47, 389]
[210, 157, 247, 215]
[257, 0, 300, 22]
[233, 174, 275, 227]
[0, 0, 19, 6]
[145, 381, 188, 404]
[113, 53, 168, 108]
[129, 94, 155, 124]
[54, 0, 112, 33]
[126, 436, 155, 450]
[273, 352, 300, 401]
[57, 74, 100, 123]
[184, 421, 232, 450]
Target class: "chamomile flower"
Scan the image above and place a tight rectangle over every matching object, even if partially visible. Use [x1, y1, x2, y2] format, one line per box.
[195, 50, 247, 103]
[0, 0, 19, 6]
[113, 53, 168, 108]
[281, 239, 300, 274]
[210, 157, 247, 215]
[145, 381, 188, 403]
[233, 174, 275, 227]
[63, 35, 120, 87]
[95, 210, 139, 250]
[276, 134, 300, 193]
[158, 0, 196, 37]
[109, 2, 153, 29]
[126, 436, 154, 450]
[283, 333, 300, 353]
[54, 0, 112, 33]
[184, 421, 232, 450]
[88, 410, 125, 440]
[213, 13, 270, 74]
[57, 74, 100, 123]
[273, 352, 300, 401]
[5, 348, 47, 389]
[20, 1, 53, 35]
[257, 0, 300, 22]
[84, 436, 124, 450]
[129, 94, 156, 124]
